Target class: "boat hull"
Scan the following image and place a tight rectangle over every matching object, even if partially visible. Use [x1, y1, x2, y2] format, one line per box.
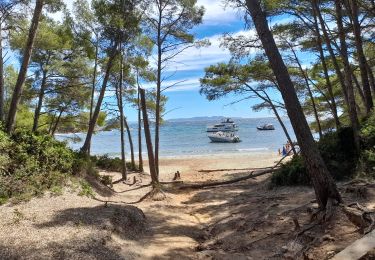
[256, 127, 275, 130]
[208, 136, 240, 143]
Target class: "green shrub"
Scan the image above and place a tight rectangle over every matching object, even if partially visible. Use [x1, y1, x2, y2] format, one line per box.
[271, 127, 359, 186]
[0, 129, 75, 204]
[271, 156, 310, 186]
[92, 154, 139, 172]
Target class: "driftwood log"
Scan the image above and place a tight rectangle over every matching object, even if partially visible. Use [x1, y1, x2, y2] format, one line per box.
[179, 168, 277, 190]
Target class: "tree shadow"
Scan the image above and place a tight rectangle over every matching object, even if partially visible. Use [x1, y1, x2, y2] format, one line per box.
[0, 236, 129, 260]
[36, 204, 147, 240]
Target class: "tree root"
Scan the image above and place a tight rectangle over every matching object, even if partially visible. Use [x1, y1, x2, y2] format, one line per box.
[341, 203, 375, 234]
[179, 168, 277, 190]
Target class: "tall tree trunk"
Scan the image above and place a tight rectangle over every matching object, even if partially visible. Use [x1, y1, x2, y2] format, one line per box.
[244, 81, 297, 154]
[88, 42, 99, 155]
[81, 43, 118, 153]
[140, 88, 158, 186]
[289, 43, 323, 138]
[32, 69, 48, 132]
[6, 0, 44, 133]
[334, 0, 360, 151]
[312, 0, 349, 105]
[262, 91, 297, 154]
[124, 116, 135, 170]
[137, 84, 143, 172]
[352, 72, 366, 106]
[0, 21, 4, 122]
[311, 10, 340, 128]
[349, 0, 373, 113]
[366, 60, 375, 95]
[245, 0, 342, 209]
[116, 49, 127, 180]
[154, 5, 162, 178]
[48, 112, 56, 134]
[51, 108, 64, 136]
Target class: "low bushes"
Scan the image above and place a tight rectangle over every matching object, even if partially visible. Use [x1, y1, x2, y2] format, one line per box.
[0, 129, 75, 204]
[271, 126, 367, 187]
[91, 154, 139, 172]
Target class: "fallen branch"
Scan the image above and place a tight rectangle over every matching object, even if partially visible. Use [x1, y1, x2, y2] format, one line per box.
[179, 168, 277, 190]
[198, 166, 273, 173]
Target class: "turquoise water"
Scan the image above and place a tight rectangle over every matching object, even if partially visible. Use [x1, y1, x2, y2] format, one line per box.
[56, 117, 296, 158]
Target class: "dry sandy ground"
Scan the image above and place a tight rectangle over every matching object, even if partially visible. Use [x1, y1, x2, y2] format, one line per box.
[0, 152, 374, 259]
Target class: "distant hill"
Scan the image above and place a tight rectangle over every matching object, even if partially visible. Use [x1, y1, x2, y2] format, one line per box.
[166, 116, 279, 122]
[167, 116, 240, 122]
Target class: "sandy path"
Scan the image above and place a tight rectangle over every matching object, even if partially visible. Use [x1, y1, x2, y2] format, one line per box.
[0, 152, 278, 259]
[1, 152, 372, 259]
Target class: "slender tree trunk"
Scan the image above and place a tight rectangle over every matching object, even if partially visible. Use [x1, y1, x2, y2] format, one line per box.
[154, 6, 162, 178]
[312, 0, 349, 105]
[350, 0, 373, 113]
[289, 44, 322, 138]
[6, 0, 44, 133]
[48, 113, 55, 134]
[117, 49, 127, 180]
[366, 60, 375, 95]
[311, 10, 340, 128]
[81, 43, 118, 153]
[51, 108, 64, 136]
[262, 91, 297, 154]
[32, 69, 48, 132]
[88, 42, 99, 155]
[352, 72, 366, 105]
[137, 84, 143, 172]
[244, 82, 297, 154]
[334, 0, 360, 151]
[140, 88, 158, 186]
[0, 21, 4, 122]
[124, 117, 135, 170]
[245, 0, 342, 209]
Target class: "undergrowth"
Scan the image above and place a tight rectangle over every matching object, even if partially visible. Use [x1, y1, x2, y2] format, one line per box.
[272, 112, 375, 187]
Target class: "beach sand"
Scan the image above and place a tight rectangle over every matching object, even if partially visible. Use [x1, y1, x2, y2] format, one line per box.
[145, 152, 280, 182]
[1, 152, 373, 259]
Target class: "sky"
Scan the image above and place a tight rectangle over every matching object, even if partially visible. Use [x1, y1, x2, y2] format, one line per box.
[60, 0, 302, 121]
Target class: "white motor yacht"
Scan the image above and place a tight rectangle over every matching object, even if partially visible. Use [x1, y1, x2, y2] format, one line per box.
[208, 131, 240, 143]
[206, 118, 239, 132]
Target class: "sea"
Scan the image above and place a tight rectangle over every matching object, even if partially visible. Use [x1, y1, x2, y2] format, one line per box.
[56, 117, 296, 158]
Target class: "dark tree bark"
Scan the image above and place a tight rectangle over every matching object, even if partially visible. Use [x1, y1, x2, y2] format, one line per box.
[311, 10, 340, 128]
[81, 43, 118, 153]
[334, 0, 360, 151]
[312, 0, 349, 105]
[366, 60, 375, 95]
[124, 116, 135, 170]
[154, 3, 163, 178]
[51, 108, 64, 136]
[245, 0, 342, 209]
[289, 43, 322, 138]
[32, 68, 48, 132]
[262, 91, 297, 154]
[116, 48, 127, 180]
[137, 85, 143, 172]
[140, 88, 158, 186]
[88, 42, 99, 155]
[243, 81, 296, 154]
[6, 0, 44, 133]
[0, 21, 4, 122]
[349, 0, 373, 113]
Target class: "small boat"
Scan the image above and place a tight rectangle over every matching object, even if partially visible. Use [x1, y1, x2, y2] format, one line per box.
[208, 131, 240, 143]
[207, 118, 239, 132]
[257, 124, 275, 130]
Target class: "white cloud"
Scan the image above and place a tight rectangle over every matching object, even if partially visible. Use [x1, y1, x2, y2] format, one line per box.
[197, 0, 243, 25]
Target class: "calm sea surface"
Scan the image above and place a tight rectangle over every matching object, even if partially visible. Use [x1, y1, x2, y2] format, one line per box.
[56, 117, 296, 158]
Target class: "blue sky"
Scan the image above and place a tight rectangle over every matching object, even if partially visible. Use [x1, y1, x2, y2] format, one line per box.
[61, 1, 298, 121]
